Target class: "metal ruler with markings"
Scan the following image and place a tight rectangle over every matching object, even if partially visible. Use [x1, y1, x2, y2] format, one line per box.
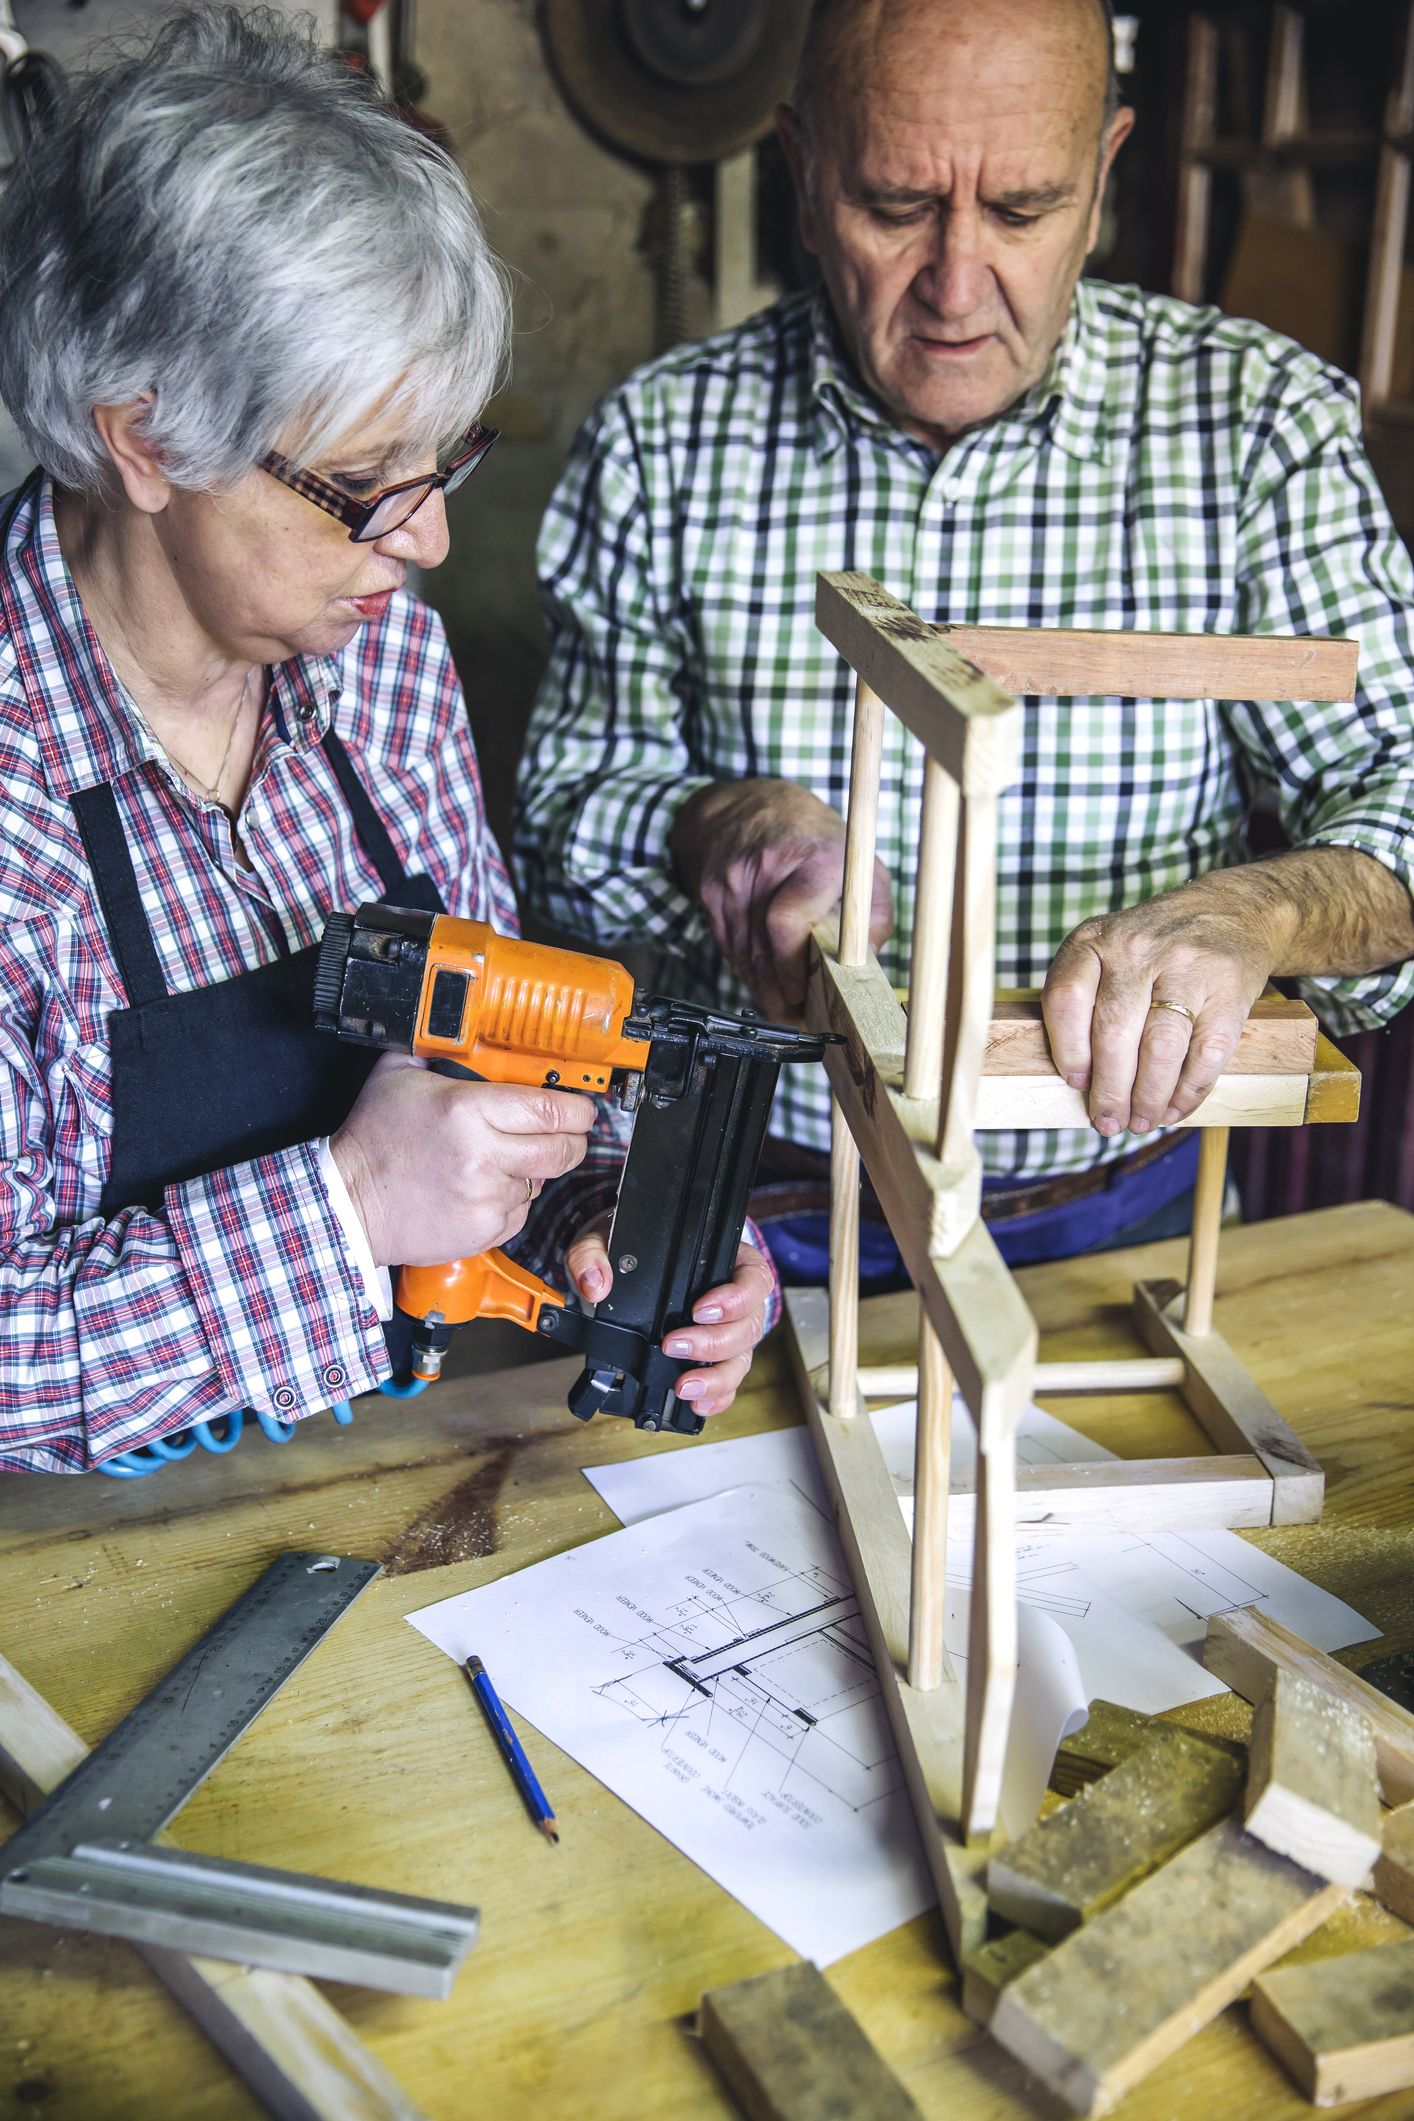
[0, 1552, 479, 1998]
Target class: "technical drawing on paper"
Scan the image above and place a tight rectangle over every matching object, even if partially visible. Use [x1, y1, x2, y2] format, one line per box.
[591, 1559, 903, 1813]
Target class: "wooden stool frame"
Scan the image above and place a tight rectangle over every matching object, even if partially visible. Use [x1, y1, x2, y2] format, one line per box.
[781, 572, 1362, 1965]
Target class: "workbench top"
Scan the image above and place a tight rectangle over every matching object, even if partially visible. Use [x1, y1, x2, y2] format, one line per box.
[2, 1201, 1412, 2121]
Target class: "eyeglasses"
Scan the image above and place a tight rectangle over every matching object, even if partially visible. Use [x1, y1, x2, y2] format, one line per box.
[258, 423, 499, 543]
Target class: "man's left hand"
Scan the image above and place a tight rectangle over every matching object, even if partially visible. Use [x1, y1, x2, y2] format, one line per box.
[1042, 885, 1271, 1136]
[566, 1220, 774, 1417]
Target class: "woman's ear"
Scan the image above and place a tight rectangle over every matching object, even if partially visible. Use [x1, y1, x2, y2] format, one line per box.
[92, 398, 173, 514]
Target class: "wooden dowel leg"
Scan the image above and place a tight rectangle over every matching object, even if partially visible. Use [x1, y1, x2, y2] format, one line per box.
[908, 1314, 952, 1689]
[828, 1102, 861, 1420]
[1183, 1124, 1230, 1337]
[903, 757, 957, 1100]
[839, 677, 886, 968]
[961, 1432, 1018, 1843]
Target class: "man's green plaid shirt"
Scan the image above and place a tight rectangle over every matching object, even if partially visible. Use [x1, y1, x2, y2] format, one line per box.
[515, 277, 1414, 1173]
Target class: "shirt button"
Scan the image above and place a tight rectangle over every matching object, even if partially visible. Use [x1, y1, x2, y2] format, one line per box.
[323, 1365, 347, 1391]
[273, 1386, 297, 1412]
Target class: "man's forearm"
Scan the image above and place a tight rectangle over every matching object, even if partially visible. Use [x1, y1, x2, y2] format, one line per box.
[1185, 845, 1414, 980]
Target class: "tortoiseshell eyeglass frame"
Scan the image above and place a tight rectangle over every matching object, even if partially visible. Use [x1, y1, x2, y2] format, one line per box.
[258, 423, 500, 542]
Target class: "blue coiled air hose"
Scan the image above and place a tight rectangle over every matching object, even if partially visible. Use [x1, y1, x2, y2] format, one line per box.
[97, 1377, 428, 1477]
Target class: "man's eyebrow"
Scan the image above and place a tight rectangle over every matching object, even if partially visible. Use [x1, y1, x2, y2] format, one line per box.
[988, 183, 1078, 211]
[849, 180, 1078, 211]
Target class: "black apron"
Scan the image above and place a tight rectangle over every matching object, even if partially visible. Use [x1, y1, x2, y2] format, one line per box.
[69, 728, 444, 1232]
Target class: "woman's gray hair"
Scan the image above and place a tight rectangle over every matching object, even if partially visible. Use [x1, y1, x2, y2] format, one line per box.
[0, 6, 510, 494]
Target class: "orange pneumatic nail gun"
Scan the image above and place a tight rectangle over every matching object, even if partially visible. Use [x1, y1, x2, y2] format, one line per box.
[314, 905, 834, 1435]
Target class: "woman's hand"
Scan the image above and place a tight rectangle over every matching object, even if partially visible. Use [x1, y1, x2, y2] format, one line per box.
[332, 1052, 597, 1266]
[566, 1218, 776, 1418]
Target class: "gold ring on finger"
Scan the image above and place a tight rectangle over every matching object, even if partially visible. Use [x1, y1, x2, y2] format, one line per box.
[523, 1175, 535, 1206]
[1148, 997, 1197, 1026]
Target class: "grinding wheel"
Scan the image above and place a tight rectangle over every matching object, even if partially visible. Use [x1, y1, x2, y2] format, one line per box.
[542, 0, 811, 166]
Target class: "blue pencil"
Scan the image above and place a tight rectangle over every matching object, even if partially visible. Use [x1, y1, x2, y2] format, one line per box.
[464, 1655, 559, 1844]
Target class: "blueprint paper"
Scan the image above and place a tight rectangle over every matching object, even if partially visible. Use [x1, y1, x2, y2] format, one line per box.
[407, 1484, 935, 1962]
[584, 1407, 1376, 1714]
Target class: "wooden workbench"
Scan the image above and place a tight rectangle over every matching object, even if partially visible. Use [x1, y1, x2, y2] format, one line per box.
[1, 1201, 1412, 2121]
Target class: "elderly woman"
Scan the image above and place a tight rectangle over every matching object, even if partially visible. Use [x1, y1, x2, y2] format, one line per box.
[0, 6, 773, 1472]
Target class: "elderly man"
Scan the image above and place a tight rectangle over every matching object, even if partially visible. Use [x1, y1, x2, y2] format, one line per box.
[516, 0, 1414, 1275]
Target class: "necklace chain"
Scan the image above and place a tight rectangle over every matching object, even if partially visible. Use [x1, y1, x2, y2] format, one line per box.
[152, 668, 259, 810]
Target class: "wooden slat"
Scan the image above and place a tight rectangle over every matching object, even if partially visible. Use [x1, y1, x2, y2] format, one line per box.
[1182, 1126, 1229, 1336]
[1133, 1277, 1325, 1522]
[902, 756, 955, 1100]
[1306, 1033, 1363, 1121]
[907, 1316, 951, 1690]
[783, 1287, 988, 1969]
[815, 574, 1021, 797]
[983, 991, 1318, 1078]
[974, 1069, 1309, 1131]
[1206, 1607, 1414, 1808]
[935, 625, 1357, 705]
[989, 1818, 1347, 2116]
[943, 1455, 1274, 1539]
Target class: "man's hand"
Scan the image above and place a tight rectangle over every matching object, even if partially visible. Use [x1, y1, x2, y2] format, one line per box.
[1043, 889, 1268, 1135]
[1043, 848, 1414, 1136]
[566, 1218, 775, 1418]
[332, 1053, 597, 1266]
[671, 778, 893, 1017]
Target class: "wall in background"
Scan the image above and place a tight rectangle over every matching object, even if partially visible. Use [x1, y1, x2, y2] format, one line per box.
[416, 0, 664, 846]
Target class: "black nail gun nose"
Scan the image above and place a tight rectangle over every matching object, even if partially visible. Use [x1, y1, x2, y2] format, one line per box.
[314, 905, 838, 1435]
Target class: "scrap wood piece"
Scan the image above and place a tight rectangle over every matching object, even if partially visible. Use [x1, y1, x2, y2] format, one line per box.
[1373, 1801, 1414, 1923]
[988, 1816, 1347, 2117]
[961, 1926, 1050, 2027]
[989, 1726, 1245, 1942]
[1244, 1668, 1381, 1886]
[1251, 1936, 1414, 2106]
[698, 1960, 925, 2121]
[1050, 1700, 1243, 1798]
[0, 1650, 427, 2121]
[1205, 1607, 1414, 1805]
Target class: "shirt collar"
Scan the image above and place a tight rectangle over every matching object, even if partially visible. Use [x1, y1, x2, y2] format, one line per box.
[1, 473, 342, 802]
[807, 275, 1117, 466]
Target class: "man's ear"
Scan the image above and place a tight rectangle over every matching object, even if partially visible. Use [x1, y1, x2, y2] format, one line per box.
[776, 102, 821, 259]
[92, 399, 173, 515]
[1086, 104, 1136, 253]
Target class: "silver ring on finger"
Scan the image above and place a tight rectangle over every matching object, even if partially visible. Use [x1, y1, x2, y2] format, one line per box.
[1148, 997, 1197, 1027]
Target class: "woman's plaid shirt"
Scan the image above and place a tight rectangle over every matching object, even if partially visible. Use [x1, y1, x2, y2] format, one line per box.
[517, 278, 1414, 1166]
[0, 476, 626, 1471]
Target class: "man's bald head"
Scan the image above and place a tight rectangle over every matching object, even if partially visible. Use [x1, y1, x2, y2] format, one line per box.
[793, 0, 1119, 164]
[776, 0, 1133, 448]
